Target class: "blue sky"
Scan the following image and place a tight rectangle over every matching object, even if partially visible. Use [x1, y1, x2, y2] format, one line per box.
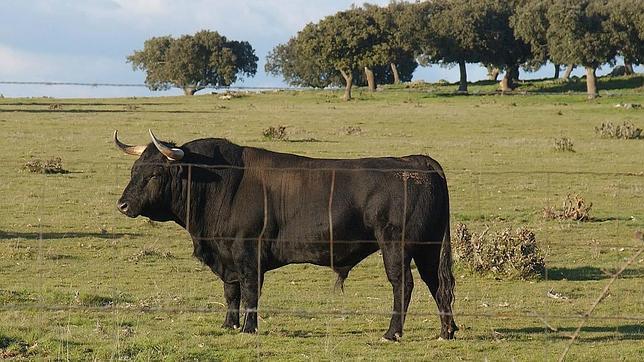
[0, 0, 638, 98]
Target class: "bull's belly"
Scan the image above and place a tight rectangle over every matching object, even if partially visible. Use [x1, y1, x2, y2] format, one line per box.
[270, 240, 379, 269]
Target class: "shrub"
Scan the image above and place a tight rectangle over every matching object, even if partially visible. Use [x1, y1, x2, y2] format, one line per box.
[262, 125, 288, 141]
[342, 126, 363, 135]
[543, 193, 592, 221]
[554, 137, 575, 152]
[22, 157, 68, 174]
[128, 247, 174, 262]
[453, 223, 545, 279]
[594, 121, 641, 139]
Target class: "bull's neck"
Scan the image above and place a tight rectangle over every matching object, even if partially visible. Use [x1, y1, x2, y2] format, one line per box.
[169, 166, 239, 237]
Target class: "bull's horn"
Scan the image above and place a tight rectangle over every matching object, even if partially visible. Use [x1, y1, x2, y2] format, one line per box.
[114, 130, 146, 156]
[149, 130, 184, 161]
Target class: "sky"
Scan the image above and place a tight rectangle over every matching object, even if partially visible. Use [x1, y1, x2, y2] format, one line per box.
[0, 0, 639, 98]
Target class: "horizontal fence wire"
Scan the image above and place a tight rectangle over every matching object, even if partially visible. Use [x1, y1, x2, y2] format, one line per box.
[2, 234, 640, 249]
[0, 80, 305, 91]
[11, 159, 637, 177]
[0, 304, 641, 322]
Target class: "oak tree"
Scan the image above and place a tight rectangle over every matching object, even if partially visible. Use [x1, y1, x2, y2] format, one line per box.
[128, 30, 258, 95]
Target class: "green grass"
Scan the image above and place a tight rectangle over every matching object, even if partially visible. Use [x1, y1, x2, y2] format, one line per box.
[1, 77, 643, 360]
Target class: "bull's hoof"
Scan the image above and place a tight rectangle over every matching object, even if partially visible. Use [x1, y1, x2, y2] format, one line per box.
[221, 323, 239, 330]
[381, 332, 402, 343]
[241, 326, 258, 334]
[451, 321, 460, 331]
[439, 330, 455, 340]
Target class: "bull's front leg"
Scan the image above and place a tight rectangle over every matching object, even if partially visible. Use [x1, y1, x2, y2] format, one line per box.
[222, 281, 241, 329]
[239, 265, 264, 334]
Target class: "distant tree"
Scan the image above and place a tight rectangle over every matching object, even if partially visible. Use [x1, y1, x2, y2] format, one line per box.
[128, 30, 258, 95]
[546, 0, 619, 98]
[364, 2, 420, 85]
[424, 0, 490, 93]
[267, 8, 388, 100]
[512, 0, 560, 79]
[605, 0, 644, 75]
[265, 29, 339, 89]
[313, 8, 387, 100]
[475, 0, 532, 92]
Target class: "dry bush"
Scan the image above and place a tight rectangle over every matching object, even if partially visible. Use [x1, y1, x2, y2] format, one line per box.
[543, 193, 592, 221]
[217, 91, 245, 100]
[594, 121, 642, 139]
[342, 126, 363, 135]
[48, 103, 63, 110]
[128, 247, 174, 262]
[453, 223, 545, 279]
[262, 125, 288, 141]
[553, 137, 575, 152]
[22, 157, 68, 174]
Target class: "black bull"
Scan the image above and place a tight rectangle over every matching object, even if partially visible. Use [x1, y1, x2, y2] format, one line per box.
[114, 131, 457, 341]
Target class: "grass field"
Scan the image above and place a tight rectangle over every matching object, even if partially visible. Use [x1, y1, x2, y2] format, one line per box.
[1, 77, 643, 360]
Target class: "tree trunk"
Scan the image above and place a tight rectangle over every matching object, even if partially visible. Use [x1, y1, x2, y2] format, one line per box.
[391, 63, 401, 84]
[364, 66, 376, 92]
[457, 60, 468, 93]
[585, 66, 598, 99]
[340, 70, 353, 101]
[510, 65, 520, 82]
[624, 62, 634, 75]
[500, 70, 515, 92]
[183, 87, 198, 96]
[562, 64, 575, 81]
[488, 67, 500, 81]
[553, 64, 560, 79]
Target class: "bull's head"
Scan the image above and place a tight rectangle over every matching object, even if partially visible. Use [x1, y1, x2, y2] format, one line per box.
[114, 130, 184, 221]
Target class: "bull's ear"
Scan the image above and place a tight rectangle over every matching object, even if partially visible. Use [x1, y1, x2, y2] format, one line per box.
[149, 130, 184, 161]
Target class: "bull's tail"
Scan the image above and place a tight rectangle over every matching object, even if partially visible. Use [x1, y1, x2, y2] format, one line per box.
[437, 188, 457, 334]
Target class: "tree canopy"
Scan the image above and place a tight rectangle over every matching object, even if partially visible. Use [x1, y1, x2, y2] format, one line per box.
[604, 0, 644, 72]
[545, 0, 621, 97]
[128, 30, 258, 95]
[266, 4, 421, 100]
[266, 0, 640, 100]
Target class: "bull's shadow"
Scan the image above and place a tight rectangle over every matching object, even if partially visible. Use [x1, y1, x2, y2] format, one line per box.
[495, 324, 643, 342]
[0, 230, 140, 240]
[546, 266, 643, 281]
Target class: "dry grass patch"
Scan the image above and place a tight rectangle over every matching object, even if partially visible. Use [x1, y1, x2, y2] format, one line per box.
[128, 246, 174, 262]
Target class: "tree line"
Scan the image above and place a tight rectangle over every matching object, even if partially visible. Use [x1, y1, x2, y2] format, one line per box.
[128, 0, 643, 100]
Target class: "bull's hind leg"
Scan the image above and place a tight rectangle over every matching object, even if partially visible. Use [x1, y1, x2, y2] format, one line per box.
[222, 281, 241, 329]
[413, 245, 457, 340]
[377, 226, 414, 341]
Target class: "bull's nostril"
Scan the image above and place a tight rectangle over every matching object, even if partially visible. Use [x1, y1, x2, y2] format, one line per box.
[117, 202, 129, 213]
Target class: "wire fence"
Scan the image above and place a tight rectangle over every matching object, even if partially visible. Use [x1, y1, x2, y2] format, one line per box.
[0, 80, 304, 91]
[1, 89, 643, 360]
[2, 158, 642, 360]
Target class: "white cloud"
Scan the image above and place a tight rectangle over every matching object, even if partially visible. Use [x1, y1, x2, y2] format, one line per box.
[0, 46, 48, 76]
